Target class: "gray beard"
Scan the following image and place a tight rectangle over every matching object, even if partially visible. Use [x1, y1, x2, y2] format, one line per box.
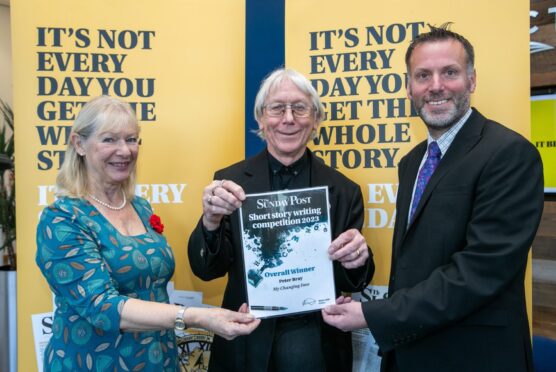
[417, 94, 470, 130]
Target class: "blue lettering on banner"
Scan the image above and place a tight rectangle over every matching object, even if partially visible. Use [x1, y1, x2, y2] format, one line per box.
[34, 27, 158, 170]
[306, 21, 426, 170]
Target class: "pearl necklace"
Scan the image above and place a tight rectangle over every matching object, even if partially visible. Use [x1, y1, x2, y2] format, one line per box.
[88, 190, 127, 210]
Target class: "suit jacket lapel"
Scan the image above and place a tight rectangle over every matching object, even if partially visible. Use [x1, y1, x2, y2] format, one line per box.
[240, 150, 271, 194]
[406, 109, 485, 231]
[310, 150, 336, 192]
[241, 149, 331, 193]
[240, 149, 338, 191]
[392, 141, 427, 258]
[394, 141, 426, 252]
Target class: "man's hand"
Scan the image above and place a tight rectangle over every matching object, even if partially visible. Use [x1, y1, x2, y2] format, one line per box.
[202, 179, 245, 231]
[328, 229, 369, 269]
[321, 296, 367, 332]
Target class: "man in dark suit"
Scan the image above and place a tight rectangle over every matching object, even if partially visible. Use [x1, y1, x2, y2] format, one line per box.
[322, 25, 544, 372]
[188, 68, 375, 371]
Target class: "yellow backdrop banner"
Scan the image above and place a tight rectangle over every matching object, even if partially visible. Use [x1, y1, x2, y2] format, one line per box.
[12, 1, 245, 370]
[12, 0, 531, 371]
[285, 0, 531, 287]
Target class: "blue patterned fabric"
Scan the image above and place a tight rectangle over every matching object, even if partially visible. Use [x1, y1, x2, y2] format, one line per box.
[36, 196, 178, 372]
[410, 141, 441, 222]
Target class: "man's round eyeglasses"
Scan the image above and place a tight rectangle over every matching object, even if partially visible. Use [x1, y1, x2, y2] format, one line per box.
[264, 102, 313, 118]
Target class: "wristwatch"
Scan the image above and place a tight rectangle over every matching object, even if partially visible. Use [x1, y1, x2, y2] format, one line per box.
[174, 306, 187, 331]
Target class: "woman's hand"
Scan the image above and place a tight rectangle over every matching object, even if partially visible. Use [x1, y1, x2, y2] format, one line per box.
[187, 303, 260, 340]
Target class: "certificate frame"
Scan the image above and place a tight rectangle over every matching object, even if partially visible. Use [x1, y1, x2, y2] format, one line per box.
[239, 186, 336, 318]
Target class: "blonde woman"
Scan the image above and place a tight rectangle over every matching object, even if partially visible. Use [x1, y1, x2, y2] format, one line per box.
[36, 96, 259, 372]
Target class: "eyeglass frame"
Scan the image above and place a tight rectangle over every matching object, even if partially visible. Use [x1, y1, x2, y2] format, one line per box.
[262, 102, 315, 118]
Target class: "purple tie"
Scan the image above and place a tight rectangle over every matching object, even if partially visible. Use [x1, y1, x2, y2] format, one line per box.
[410, 141, 441, 222]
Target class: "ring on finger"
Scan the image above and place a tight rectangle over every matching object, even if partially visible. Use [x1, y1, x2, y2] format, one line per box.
[220, 179, 226, 187]
[208, 196, 212, 205]
[356, 248, 360, 256]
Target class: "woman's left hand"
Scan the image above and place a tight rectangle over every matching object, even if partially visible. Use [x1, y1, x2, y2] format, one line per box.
[187, 304, 261, 340]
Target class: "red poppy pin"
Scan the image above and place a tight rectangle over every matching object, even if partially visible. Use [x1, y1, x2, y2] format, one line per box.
[149, 214, 164, 234]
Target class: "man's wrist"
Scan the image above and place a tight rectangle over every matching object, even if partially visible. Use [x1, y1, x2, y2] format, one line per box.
[202, 214, 221, 231]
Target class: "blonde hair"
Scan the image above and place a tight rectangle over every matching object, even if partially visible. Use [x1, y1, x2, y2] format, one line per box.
[56, 96, 140, 199]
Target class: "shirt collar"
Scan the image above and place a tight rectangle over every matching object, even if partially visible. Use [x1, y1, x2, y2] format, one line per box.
[267, 149, 309, 175]
[428, 107, 472, 157]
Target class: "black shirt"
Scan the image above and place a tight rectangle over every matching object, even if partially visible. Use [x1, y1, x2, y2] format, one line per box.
[267, 149, 311, 191]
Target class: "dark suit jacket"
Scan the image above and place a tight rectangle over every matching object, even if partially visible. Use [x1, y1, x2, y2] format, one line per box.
[362, 109, 544, 372]
[188, 149, 375, 372]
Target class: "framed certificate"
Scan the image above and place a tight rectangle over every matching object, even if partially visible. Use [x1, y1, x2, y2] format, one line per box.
[239, 186, 336, 318]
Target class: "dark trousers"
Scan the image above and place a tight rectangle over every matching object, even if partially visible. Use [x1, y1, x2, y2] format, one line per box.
[268, 314, 325, 372]
[383, 351, 399, 372]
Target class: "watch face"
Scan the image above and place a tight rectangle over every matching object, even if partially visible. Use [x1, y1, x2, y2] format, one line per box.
[175, 307, 187, 331]
[175, 319, 186, 331]
[175, 320, 185, 331]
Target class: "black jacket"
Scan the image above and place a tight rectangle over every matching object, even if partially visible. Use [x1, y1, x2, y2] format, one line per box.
[188, 149, 375, 371]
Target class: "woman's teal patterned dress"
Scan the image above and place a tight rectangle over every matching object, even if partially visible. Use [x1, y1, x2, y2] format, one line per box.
[36, 196, 179, 371]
